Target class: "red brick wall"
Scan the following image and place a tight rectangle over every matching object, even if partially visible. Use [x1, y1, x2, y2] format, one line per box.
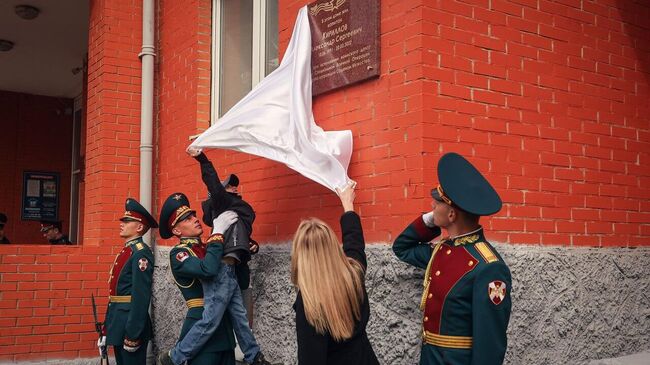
[412, 0, 650, 247]
[85, 0, 144, 246]
[0, 91, 73, 243]
[0, 245, 118, 361]
[250, 0, 649, 247]
[2, 0, 650, 362]
[0, 0, 145, 361]
[155, 0, 214, 246]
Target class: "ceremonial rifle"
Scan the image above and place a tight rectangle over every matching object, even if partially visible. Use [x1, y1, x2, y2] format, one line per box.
[91, 294, 110, 365]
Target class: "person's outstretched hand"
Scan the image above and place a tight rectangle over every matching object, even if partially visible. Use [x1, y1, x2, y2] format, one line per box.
[336, 181, 356, 213]
[186, 146, 202, 157]
[212, 210, 238, 235]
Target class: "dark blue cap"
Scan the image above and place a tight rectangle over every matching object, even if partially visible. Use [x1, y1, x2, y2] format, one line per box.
[431, 152, 502, 216]
[40, 219, 62, 232]
[120, 198, 158, 228]
[159, 193, 196, 239]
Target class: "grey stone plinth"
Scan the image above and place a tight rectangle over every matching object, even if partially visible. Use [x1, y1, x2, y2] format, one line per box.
[148, 243, 650, 365]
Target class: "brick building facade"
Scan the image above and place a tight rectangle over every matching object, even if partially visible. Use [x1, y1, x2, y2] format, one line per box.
[0, 0, 649, 362]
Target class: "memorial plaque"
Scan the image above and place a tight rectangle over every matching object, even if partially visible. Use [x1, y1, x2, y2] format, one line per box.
[308, 0, 380, 96]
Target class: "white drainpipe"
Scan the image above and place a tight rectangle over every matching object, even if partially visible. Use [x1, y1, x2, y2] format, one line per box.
[139, 0, 155, 242]
[139, 0, 155, 364]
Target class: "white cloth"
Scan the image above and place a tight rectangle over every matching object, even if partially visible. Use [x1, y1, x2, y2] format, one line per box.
[190, 6, 353, 192]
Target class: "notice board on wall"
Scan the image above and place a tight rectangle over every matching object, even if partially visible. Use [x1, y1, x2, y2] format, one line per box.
[21, 171, 60, 221]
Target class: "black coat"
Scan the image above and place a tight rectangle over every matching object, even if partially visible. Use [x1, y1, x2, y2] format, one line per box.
[293, 211, 379, 365]
[195, 152, 255, 233]
[195, 152, 254, 289]
[49, 235, 72, 245]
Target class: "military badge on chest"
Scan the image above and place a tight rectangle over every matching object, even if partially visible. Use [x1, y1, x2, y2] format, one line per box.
[488, 280, 506, 305]
[138, 258, 149, 271]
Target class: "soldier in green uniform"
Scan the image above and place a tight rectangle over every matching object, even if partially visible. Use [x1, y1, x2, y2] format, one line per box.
[159, 192, 237, 365]
[40, 219, 72, 244]
[393, 152, 512, 365]
[99, 198, 157, 365]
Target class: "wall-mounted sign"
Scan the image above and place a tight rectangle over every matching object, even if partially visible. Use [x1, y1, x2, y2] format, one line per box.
[308, 0, 380, 95]
[21, 171, 59, 221]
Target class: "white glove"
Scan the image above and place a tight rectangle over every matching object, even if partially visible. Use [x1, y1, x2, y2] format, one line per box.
[123, 343, 140, 352]
[422, 212, 435, 228]
[97, 336, 106, 356]
[212, 210, 238, 235]
[123, 339, 140, 352]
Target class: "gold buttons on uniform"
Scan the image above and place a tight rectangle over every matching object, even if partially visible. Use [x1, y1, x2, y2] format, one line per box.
[424, 316, 429, 322]
[435, 270, 441, 276]
[428, 293, 433, 299]
[446, 249, 451, 255]
[468, 260, 474, 266]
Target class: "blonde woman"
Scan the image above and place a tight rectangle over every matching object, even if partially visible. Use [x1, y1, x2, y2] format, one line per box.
[290, 184, 379, 365]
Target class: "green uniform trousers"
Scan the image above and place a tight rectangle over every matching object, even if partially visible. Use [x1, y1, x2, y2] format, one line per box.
[113, 342, 147, 365]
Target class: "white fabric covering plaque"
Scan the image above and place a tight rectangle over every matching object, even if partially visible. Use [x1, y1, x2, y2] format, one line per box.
[190, 6, 353, 192]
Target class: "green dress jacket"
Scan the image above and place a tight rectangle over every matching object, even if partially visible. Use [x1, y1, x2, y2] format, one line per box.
[169, 236, 236, 359]
[104, 237, 154, 346]
[393, 216, 512, 365]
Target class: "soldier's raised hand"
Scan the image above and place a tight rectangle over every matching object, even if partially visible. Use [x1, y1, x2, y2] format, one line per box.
[422, 211, 435, 227]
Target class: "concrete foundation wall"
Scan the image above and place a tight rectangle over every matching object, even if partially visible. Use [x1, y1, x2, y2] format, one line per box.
[147, 244, 650, 365]
[4, 244, 647, 365]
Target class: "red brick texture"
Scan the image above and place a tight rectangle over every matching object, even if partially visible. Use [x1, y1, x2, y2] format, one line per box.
[254, 0, 650, 247]
[2, 0, 650, 361]
[0, 245, 119, 361]
[84, 0, 145, 247]
[1, 0, 146, 361]
[155, 0, 214, 237]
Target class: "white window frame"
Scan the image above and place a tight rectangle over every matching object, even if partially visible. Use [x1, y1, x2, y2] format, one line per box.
[69, 94, 83, 242]
[212, 0, 271, 122]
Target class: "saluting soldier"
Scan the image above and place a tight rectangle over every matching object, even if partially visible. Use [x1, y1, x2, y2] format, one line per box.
[393, 152, 512, 365]
[159, 192, 237, 365]
[100, 198, 158, 364]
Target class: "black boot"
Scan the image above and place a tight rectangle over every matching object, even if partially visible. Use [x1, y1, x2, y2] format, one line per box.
[250, 352, 282, 365]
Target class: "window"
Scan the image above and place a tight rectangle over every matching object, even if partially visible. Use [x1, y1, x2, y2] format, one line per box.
[69, 94, 83, 242]
[213, 0, 279, 119]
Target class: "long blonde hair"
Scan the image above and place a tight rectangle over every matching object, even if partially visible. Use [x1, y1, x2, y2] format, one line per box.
[290, 218, 365, 341]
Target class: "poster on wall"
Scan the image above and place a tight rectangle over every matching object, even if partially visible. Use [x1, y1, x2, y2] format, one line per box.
[21, 171, 59, 221]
